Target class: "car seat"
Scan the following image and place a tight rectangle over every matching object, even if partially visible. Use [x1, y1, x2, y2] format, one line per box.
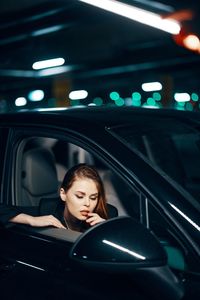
[21, 147, 59, 206]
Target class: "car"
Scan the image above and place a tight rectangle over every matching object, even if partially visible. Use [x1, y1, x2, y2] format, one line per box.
[0, 106, 199, 300]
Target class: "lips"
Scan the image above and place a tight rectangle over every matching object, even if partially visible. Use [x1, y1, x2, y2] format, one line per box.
[80, 210, 89, 217]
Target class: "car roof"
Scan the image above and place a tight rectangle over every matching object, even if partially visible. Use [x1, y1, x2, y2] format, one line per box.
[1, 106, 200, 130]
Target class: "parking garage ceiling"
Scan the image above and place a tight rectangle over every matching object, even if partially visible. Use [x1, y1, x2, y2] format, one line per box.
[0, 0, 200, 108]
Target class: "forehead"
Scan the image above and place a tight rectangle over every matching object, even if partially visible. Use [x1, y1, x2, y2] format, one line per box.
[71, 178, 98, 193]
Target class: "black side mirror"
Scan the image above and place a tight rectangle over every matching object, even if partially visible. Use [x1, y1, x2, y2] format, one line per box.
[70, 216, 167, 271]
[69, 217, 184, 300]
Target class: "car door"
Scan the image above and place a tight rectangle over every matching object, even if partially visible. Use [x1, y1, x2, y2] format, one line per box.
[0, 127, 149, 300]
[0, 125, 185, 300]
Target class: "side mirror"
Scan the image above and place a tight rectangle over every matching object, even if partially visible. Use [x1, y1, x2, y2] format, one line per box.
[69, 217, 184, 300]
[70, 216, 167, 271]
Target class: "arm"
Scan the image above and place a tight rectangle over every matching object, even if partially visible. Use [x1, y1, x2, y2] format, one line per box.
[10, 213, 66, 228]
[0, 204, 65, 229]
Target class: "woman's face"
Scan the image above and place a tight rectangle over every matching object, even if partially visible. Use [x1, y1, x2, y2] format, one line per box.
[60, 177, 99, 220]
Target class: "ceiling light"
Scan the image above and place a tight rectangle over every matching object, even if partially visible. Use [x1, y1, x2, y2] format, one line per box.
[79, 0, 180, 34]
[15, 97, 27, 107]
[32, 58, 65, 70]
[183, 34, 200, 51]
[69, 90, 88, 100]
[38, 66, 72, 77]
[142, 82, 162, 92]
[174, 93, 190, 102]
[28, 90, 44, 101]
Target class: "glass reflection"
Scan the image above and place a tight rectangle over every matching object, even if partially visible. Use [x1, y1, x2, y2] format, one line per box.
[102, 239, 146, 260]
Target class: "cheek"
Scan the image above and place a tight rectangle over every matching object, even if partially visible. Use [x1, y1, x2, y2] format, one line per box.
[66, 195, 80, 211]
[91, 200, 98, 211]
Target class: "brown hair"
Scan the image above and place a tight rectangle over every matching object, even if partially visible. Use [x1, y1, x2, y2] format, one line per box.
[60, 163, 108, 219]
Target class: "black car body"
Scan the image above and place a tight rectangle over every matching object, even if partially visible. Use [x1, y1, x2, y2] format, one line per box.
[0, 106, 199, 300]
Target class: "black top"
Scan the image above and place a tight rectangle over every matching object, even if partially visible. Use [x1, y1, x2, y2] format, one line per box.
[0, 197, 118, 228]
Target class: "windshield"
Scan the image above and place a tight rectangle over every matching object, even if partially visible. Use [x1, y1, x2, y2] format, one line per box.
[108, 117, 200, 204]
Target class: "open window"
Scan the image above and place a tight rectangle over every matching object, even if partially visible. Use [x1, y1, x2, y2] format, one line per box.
[14, 135, 131, 219]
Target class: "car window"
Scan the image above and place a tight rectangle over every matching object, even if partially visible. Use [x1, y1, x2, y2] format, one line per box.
[7, 133, 143, 244]
[108, 119, 200, 205]
[148, 200, 197, 273]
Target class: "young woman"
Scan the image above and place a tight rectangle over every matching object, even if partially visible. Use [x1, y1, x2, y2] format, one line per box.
[0, 164, 118, 232]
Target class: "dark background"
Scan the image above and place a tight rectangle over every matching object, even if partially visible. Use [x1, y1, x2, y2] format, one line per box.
[0, 0, 200, 111]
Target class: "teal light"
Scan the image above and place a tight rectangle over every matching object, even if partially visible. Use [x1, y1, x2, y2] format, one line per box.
[153, 92, 161, 101]
[110, 91, 120, 101]
[132, 98, 141, 107]
[28, 90, 44, 101]
[115, 97, 124, 106]
[93, 97, 103, 106]
[132, 92, 141, 106]
[177, 101, 185, 107]
[147, 97, 156, 106]
[132, 92, 141, 101]
[71, 99, 80, 106]
[191, 93, 199, 102]
[185, 102, 193, 111]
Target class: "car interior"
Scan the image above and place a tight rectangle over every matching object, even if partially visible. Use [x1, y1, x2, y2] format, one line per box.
[16, 136, 128, 217]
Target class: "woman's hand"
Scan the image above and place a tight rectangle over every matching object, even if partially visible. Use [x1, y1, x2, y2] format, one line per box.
[85, 213, 105, 226]
[10, 213, 66, 229]
[29, 215, 66, 228]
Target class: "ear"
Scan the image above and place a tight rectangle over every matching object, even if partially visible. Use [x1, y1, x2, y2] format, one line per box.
[60, 188, 67, 202]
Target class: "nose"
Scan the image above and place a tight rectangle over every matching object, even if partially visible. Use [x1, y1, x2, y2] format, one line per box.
[84, 197, 90, 207]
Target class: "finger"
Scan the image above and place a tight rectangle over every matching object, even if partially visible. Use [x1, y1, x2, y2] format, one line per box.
[86, 216, 96, 223]
[49, 216, 66, 229]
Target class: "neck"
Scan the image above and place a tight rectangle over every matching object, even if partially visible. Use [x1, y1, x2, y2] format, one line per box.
[63, 207, 82, 232]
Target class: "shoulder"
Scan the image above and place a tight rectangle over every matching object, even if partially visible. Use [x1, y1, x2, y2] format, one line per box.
[107, 203, 118, 218]
[39, 197, 60, 215]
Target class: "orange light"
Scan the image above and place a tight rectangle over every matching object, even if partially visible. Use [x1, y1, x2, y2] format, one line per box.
[183, 34, 200, 51]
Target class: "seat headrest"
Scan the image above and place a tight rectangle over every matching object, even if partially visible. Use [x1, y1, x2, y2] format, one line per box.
[22, 147, 58, 196]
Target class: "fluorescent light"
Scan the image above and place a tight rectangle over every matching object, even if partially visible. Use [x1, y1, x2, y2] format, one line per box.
[174, 93, 190, 102]
[28, 90, 44, 101]
[38, 66, 72, 76]
[142, 82, 162, 92]
[32, 58, 65, 70]
[79, 0, 180, 34]
[32, 25, 65, 37]
[69, 90, 88, 100]
[15, 97, 27, 107]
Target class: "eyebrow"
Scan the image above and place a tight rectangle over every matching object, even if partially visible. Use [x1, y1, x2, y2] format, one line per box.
[75, 191, 98, 196]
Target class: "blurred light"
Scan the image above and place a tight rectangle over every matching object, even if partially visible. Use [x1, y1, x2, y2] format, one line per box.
[110, 91, 120, 100]
[32, 58, 65, 70]
[132, 92, 141, 101]
[142, 103, 159, 109]
[153, 92, 162, 101]
[15, 97, 27, 107]
[174, 93, 190, 102]
[28, 90, 44, 102]
[69, 90, 88, 100]
[124, 97, 132, 106]
[142, 82, 162, 92]
[37, 107, 68, 112]
[115, 97, 124, 106]
[93, 97, 103, 106]
[185, 102, 193, 111]
[191, 93, 199, 102]
[183, 34, 200, 51]
[32, 25, 65, 37]
[147, 97, 156, 106]
[88, 103, 96, 106]
[38, 66, 72, 77]
[79, 0, 180, 34]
